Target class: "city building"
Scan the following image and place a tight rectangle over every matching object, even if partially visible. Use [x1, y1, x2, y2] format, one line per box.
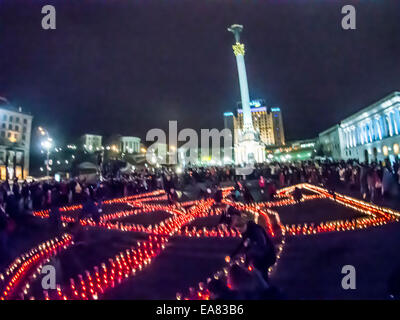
[230, 99, 285, 146]
[81, 134, 102, 153]
[271, 138, 316, 162]
[0, 96, 33, 179]
[318, 125, 342, 160]
[318, 91, 400, 163]
[119, 136, 141, 154]
[178, 146, 233, 167]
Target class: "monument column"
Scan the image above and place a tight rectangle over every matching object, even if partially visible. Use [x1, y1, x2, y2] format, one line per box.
[228, 24, 253, 132]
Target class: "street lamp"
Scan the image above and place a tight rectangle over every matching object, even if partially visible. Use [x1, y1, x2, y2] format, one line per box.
[41, 138, 53, 177]
[38, 127, 53, 177]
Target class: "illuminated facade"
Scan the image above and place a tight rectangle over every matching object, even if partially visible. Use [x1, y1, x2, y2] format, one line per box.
[227, 24, 265, 165]
[0, 97, 33, 179]
[119, 136, 140, 154]
[81, 134, 102, 153]
[318, 91, 400, 163]
[272, 138, 316, 162]
[233, 99, 285, 146]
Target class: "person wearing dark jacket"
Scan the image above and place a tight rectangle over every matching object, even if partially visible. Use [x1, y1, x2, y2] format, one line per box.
[80, 192, 99, 221]
[230, 219, 276, 282]
[163, 175, 175, 203]
[214, 189, 223, 204]
[218, 205, 241, 227]
[292, 187, 302, 203]
[5, 191, 19, 221]
[243, 186, 254, 204]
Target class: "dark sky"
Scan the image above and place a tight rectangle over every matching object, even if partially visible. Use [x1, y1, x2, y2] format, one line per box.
[1, 0, 400, 145]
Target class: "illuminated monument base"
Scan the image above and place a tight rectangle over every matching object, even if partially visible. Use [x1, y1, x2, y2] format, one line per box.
[234, 129, 266, 164]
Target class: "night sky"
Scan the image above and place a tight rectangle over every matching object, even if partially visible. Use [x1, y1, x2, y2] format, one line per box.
[1, 0, 399, 145]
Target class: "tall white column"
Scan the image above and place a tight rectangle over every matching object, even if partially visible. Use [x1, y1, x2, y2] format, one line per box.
[233, 45, 253, 131]
[395, 109, 400, 134]
[391, 112, 398, 135]
[229, 24, 254, 132]
[375, 117, 382, 140]
[346, 131, 350, 148]
[386, 114, 393, 136]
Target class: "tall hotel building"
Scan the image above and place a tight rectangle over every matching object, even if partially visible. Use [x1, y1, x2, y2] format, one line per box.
[224, 99, 285, 147]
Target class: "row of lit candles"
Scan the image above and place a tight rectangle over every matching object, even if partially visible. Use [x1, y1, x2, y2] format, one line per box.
[32, 189, 166, 218]
[0, 234, 73, 300]
[3, 188, 231, 299]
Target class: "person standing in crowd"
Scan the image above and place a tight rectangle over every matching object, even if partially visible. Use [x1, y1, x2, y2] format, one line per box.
[163, 175, 175, 203]
[258, 176, 265, 194]
[357, 162, 369, 200]
[267, 181, 277, 201]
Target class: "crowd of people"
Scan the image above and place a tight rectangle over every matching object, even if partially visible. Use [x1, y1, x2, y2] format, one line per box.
[0, 171, 168, 265]
[180, 159, 400, 204]
[2, 159, 400, 298]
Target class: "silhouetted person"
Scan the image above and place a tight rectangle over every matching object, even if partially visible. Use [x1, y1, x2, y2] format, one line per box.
[230, 218, 276, 282]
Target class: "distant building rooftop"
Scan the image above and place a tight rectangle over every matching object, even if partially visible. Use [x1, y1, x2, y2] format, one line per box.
[0, 96, 32, 115]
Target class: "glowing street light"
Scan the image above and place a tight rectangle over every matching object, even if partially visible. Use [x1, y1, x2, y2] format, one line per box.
[39, 127, 53, 177]
[41, 137, 53, 177]
[41, 138, 52, 150]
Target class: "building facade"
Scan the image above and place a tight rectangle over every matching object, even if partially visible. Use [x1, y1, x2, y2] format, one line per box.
[178, 146, 233, 167]
[272, 138, 317, 162]
[224, 99, 286, 147]
[81, 134, 102, 153]
[318, 125, 342, 160]
[318, 91, 400, 163]
[119, 136, 140, 154]
[271, 107, 285, 146]
[0, 97, 33, 179]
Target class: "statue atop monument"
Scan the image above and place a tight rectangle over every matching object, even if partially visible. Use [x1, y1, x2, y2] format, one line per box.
[227, 24, 243, 43]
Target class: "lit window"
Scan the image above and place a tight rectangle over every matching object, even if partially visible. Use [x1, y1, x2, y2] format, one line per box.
[383, 145, 389, 156]
[394, 144, 399, 155]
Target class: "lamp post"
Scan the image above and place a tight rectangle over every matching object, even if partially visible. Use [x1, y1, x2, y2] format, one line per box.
[41, 138, 52, 177]
[38, 127, 53, 177]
